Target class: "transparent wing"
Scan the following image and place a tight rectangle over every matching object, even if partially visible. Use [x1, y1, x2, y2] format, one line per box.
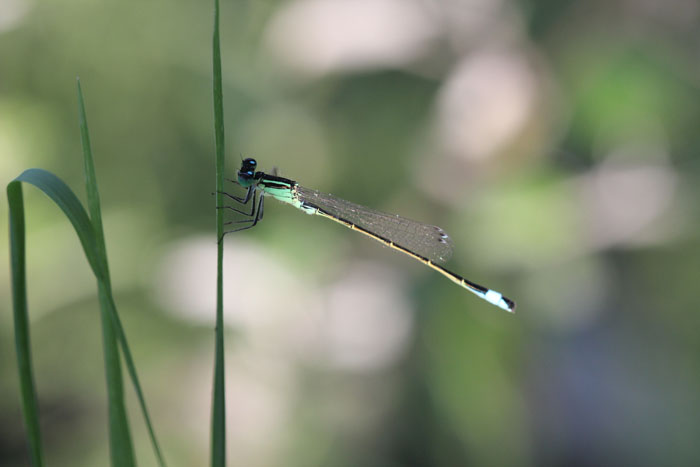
[296, 185, 453, 264]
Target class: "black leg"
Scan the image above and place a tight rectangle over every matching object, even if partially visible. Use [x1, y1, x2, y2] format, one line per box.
[222, 193, 263, 223]
[217, 189, 257, 216]
[220, 185, 254, 204]
[217, 205, 255, 216]
[224, 218, 256, 226]
[257, 193, 265, 221]
[218, 192, 265, 243]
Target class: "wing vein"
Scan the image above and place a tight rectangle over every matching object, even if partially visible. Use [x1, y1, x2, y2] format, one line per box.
[296, 186, 453, 264]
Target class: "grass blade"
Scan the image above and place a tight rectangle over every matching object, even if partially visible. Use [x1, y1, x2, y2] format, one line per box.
[77, 80, 166, 467]
[7, 181, 44, 467]
[7, 82, 169, 466]
[12, 169, 102, 274]
[7, 169, 104, 464]
[211, 0, 227, 464]
[6, 169, 157, 466]
[76, 78, 136, 467]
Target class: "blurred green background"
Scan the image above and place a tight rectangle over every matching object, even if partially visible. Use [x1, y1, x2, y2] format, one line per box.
[2, 0, 700, 465]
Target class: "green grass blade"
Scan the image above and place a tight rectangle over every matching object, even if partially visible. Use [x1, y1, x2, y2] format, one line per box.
[6, 169, 153, 466]
[76, 78, 136, 467]
[98, 288, 135, 467]
[7, 169, 104, 465]
[7, 181, 44, 467]
[12, 169, 102, 275]
[211, 0, 227, 464]
[77, 80, 166, 467]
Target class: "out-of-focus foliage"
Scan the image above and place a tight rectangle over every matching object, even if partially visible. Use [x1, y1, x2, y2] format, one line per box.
[2, 0, 700, 466]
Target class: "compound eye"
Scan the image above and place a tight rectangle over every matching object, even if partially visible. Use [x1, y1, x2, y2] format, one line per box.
[242, 158, 257, 169]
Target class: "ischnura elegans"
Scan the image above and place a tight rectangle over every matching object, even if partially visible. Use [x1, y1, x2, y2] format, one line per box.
[220, 158, 515, 312]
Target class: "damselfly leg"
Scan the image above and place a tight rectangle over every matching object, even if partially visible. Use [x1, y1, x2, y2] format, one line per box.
[217, 189, 258, 217]
[217, 187, 265, 242]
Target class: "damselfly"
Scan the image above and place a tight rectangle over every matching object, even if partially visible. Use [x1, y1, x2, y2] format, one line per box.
[220, 158, 515, 312]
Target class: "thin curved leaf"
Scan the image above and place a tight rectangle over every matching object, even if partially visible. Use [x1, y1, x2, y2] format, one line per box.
[7, 181, 43, 467]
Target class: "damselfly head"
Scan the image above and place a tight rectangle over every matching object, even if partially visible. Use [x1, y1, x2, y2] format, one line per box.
[238, 158, 258, 187]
